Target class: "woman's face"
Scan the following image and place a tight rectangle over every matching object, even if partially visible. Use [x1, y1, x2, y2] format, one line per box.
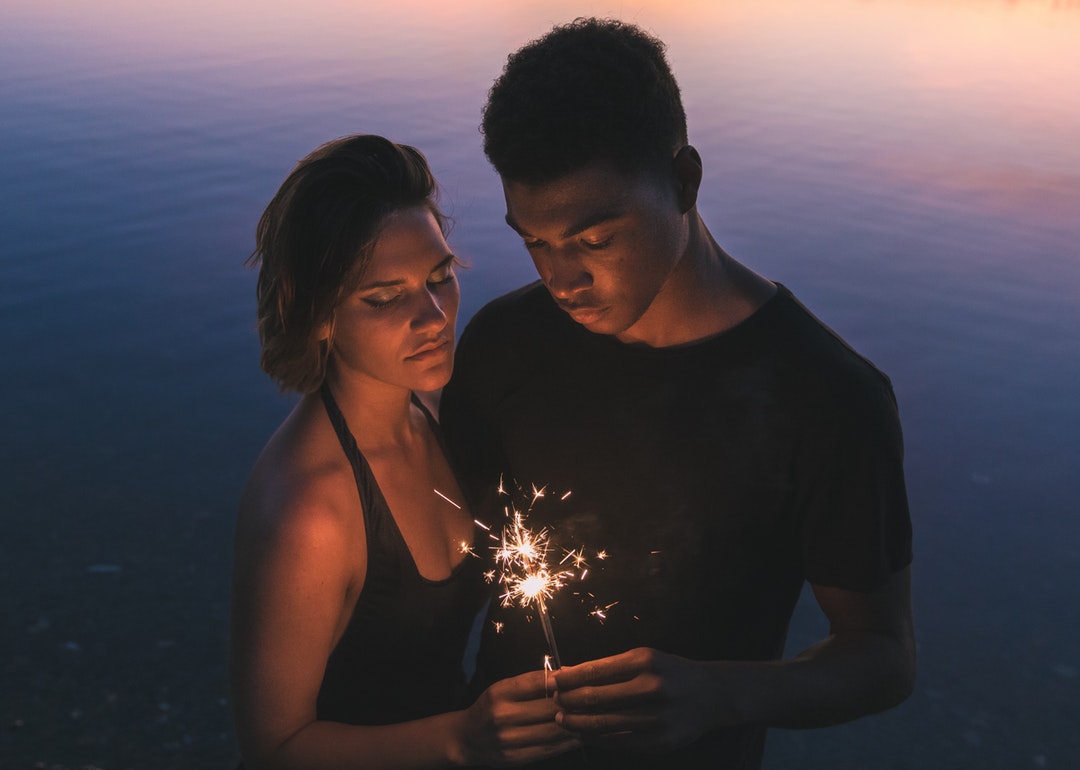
[328, 205, 459, 393]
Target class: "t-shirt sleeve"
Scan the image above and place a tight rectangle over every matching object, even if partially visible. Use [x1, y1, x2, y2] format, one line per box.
[796, 374, 913, 592]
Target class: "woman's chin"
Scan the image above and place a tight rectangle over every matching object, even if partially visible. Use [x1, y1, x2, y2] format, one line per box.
[410, 362, 454, 393]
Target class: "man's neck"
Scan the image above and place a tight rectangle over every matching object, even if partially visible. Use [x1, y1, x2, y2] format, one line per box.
[615, 215, 776, 348]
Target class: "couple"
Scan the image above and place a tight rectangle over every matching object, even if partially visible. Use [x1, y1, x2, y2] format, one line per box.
[229, 18, 915, 770]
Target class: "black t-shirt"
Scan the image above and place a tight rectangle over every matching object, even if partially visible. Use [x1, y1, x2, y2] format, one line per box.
[441, 282, 912, 769]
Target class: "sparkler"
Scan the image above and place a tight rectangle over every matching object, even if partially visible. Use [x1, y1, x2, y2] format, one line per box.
[493, 506, 570, 669]
[438, 481, 614, 672]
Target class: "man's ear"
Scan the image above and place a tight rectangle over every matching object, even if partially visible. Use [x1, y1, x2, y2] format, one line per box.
[673, 145, 703, 213]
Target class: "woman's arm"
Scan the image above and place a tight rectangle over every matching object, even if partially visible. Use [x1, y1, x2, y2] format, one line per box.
[229, 483, 577, 769]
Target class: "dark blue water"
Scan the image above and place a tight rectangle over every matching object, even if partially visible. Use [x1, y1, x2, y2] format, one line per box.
[2, 1, 1077, 767]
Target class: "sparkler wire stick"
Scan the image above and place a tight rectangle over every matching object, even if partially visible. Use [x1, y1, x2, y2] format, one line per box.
[535, 594, 562, 670]
[495, 508, 571, 670]
[436, 483, 603, 678]
[490, 482, 609, 678]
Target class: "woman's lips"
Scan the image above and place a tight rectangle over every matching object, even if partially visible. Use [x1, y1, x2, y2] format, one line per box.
[406, 338, 450, 361]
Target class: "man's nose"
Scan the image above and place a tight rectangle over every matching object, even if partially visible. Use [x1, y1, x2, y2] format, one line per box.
[545, 252, 592, 299]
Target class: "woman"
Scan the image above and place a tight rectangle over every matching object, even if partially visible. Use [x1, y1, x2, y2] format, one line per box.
[230, 135, 578, 769]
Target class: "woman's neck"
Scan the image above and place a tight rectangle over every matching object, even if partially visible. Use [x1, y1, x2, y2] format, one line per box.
[323, 368, 421, 452]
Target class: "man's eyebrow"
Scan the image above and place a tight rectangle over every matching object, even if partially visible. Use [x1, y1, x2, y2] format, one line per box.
[356, 253, 456, 290]
[504, 209, 624, 240]
[504, 213, 528, 236]
[560, 209, 622, 239]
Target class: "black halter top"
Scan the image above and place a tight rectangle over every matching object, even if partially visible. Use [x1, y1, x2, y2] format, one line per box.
[315, 382, 488, 725]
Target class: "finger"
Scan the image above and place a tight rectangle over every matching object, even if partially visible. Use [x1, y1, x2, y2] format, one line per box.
[554, 647, 655, 690]
[498, 720, 580, 749]
[501, 736, 582, 766]
[491, 669, 554, 701]
[555, 674, 664, 712]
[496, 696, 562, 727]
[556, 707, 661, 735]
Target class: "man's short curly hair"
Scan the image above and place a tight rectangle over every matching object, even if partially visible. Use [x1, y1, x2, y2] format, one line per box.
[247, 135, 444, 394]
[482, 18, 688, 184]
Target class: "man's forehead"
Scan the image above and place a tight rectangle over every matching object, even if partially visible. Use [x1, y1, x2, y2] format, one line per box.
[502, 166, 639, 233]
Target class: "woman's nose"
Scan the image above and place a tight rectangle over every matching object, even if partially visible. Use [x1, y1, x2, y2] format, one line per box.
[412, 288, 449, 331]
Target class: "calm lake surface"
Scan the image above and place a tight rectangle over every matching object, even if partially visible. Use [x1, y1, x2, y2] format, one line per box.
[1, 1, 1078, 767]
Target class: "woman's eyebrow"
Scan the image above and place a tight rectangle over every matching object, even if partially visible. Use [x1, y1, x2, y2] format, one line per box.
[357, 254, 456, 290]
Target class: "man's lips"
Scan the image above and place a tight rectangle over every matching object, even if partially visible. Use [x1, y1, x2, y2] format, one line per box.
[559, 303, 607, 324]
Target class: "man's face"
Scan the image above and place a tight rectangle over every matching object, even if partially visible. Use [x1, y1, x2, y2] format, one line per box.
[502, 162, 689, 341]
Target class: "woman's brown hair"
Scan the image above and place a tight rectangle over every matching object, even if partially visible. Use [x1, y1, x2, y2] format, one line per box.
[247, 135, 444, 393]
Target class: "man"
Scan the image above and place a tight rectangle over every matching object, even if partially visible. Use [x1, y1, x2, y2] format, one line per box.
[441, 18, 915, 769]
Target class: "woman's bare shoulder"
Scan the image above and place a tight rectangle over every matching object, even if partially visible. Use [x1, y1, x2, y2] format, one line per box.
[236, 395, 358, 559]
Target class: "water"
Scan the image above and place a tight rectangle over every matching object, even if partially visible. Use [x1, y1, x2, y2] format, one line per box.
[1, 1, 1077, 767]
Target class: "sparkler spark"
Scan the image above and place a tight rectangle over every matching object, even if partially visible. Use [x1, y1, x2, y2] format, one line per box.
[433, 488, 461, 508]
[493, 508, 573, 669]
[530, 483, 547, 504]
[488, 480, 614, 670]
[494, 510, 572, 609]
[589, 601, 619, 622]
[432, 490, 475, 556]
[560, 546, 588, 569]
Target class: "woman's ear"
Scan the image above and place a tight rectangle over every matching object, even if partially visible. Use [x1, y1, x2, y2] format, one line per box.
[673, 145, 703, 213]
[316, 316, 334, 343]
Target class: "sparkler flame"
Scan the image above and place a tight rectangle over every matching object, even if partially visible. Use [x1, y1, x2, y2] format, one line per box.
[494, 510, 573, 609]
[493, 507, 573, 669]
[477, 480, 616, 670]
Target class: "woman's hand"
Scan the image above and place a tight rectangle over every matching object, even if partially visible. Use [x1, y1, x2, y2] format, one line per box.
[453, 670, 581, 767]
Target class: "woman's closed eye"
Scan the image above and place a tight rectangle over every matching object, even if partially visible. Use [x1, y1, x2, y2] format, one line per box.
[362, 259, 457, 309]
[363, 292, 400, 309]
[427, 260, 457, 286]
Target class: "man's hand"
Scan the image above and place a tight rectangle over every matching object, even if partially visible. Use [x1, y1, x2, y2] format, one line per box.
[552, 647, 736, 752]
[549, 567, 915, 754]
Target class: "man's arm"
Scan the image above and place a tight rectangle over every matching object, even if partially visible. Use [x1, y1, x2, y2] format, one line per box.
[751, 565, 916, 727]
[551, 566, 915, 751]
